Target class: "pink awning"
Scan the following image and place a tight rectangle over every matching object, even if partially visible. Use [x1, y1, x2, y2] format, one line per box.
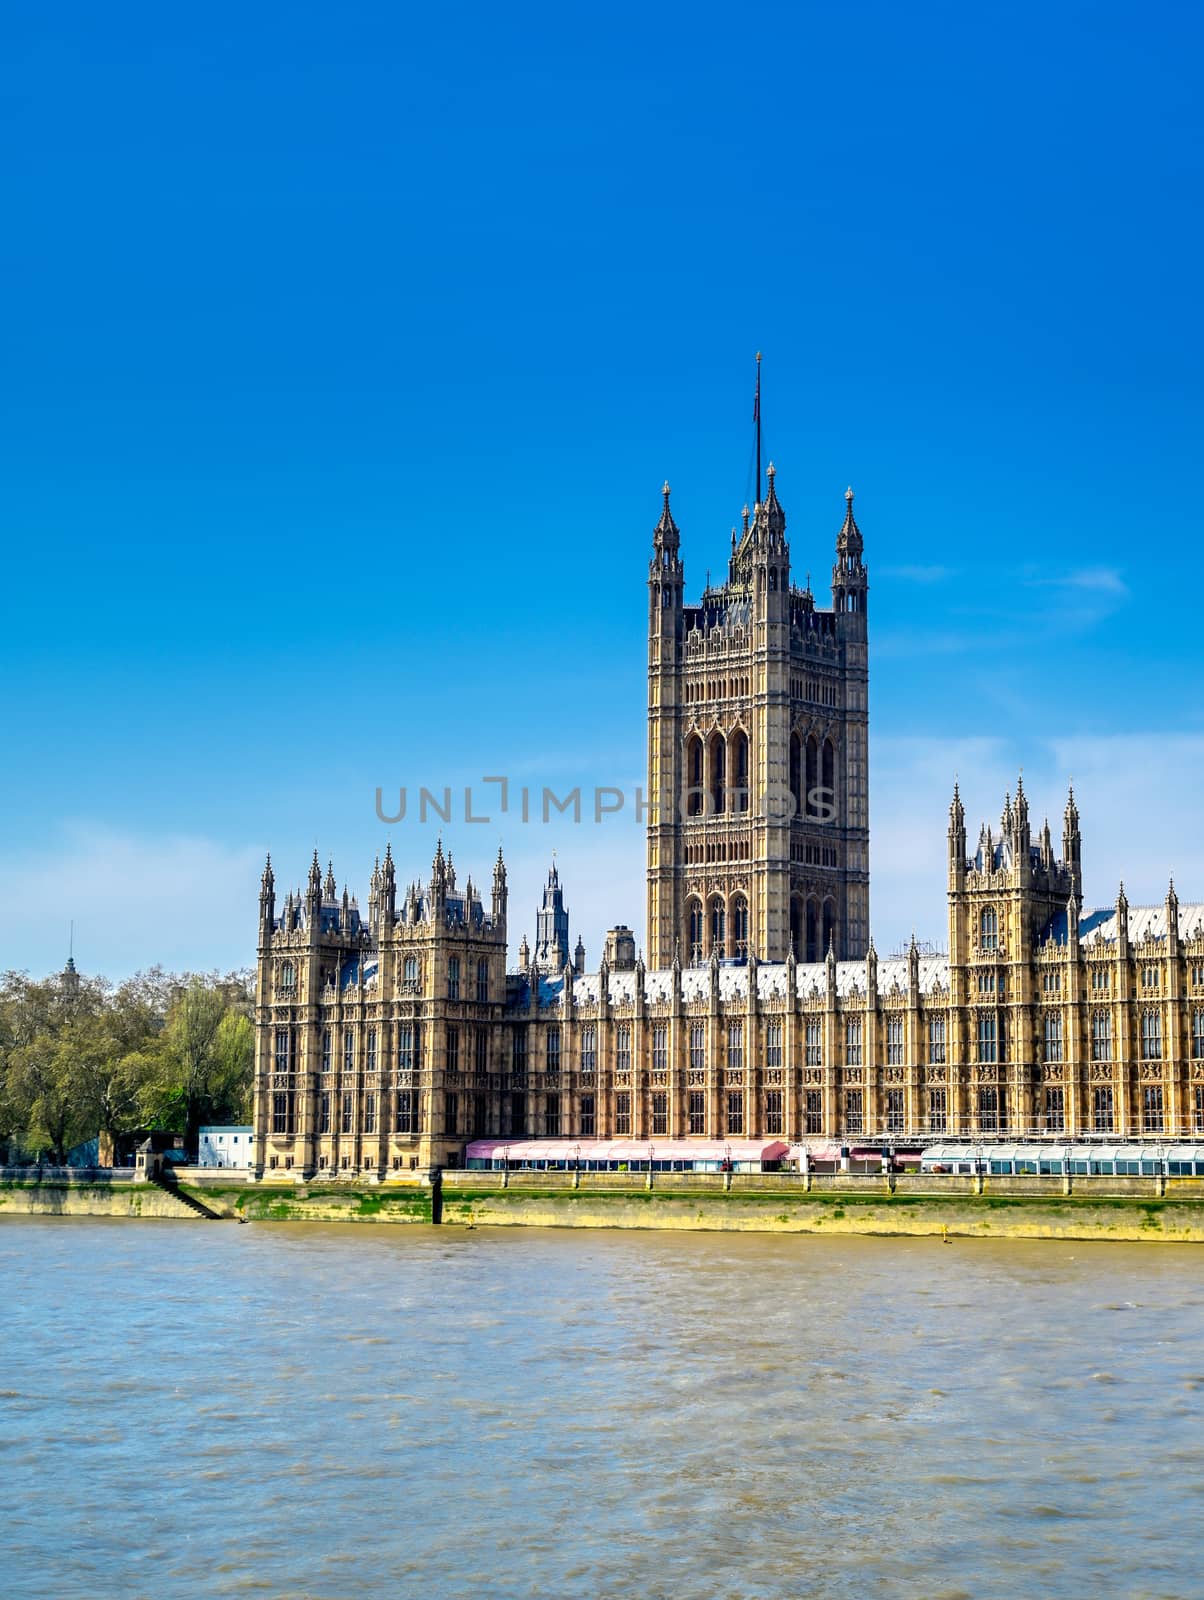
[466, 1139, 789, 1163]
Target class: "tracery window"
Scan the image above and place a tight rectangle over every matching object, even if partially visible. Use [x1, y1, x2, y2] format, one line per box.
[980, 908, 999, 952]
[1141, 1010, 1163, 1060]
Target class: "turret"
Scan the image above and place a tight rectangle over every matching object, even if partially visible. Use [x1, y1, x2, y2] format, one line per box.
[259, 853, 276, 939]
[573, 934, 585, 976]
[306, 849, 322, 933]
[948, 781, 966, 887]
[492, 845, 508, 927]
[324, 859, 337, 902]
[1062, 782, 1082, 898]
[832, 486, 868, 630]
[1167, 876, 1180, 955]
[381, 842, 397, 926]
[649, 481, 684, 636]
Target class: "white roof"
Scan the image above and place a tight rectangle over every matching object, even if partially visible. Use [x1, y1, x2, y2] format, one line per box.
[564, 955, 950, 1010]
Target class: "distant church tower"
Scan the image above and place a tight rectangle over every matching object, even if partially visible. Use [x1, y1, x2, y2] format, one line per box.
[646, 376, 870, 966]
[533, 861, 571, 970]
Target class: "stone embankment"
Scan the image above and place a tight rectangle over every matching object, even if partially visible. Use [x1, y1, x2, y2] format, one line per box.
[6, 1167, 1204, 1241]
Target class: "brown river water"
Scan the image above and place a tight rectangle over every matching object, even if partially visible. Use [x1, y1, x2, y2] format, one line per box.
[2, 1219, 1202, 1599]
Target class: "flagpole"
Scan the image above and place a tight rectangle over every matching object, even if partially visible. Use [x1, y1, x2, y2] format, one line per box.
[754, 351, 762, 507]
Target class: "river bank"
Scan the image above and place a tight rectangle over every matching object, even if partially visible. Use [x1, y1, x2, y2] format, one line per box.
[6, 1170, 1204, 1241]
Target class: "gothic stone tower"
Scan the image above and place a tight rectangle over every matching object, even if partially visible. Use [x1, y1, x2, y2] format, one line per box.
[647, 465, 870, 968]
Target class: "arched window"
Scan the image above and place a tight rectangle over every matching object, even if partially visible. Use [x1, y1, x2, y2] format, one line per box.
[731, 896, 749, 961]
[789, 731, 803, 819]
[980, 907, 999, 952]
[707, 732, 726, 815]
[685, 735, 704, 817]
[710, 896, 726, 958]
[729, 729, 749, 813]
[687, 900, 704, 965]
[805, 736, 819, 815]
[821, 739, 835, 801]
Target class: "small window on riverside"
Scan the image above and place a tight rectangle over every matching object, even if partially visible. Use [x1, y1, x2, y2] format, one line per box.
[366, 1029, 377, 1072]
[805, 1091, 823, 1135]
[1045, 1087, 1064, 1132]
[447, 958, 460, 1001]
[886, 1089, 904, 1133]
[545, 1094, 561, 1137]
[403, 956, 419, 986]
[1092, 1012, 1112, 1062]
[474, 1028, 487, 1073]
[845, 1018, 862, 1067]
[805, 1018, 822, 1067]
[765, 1089, 783, 1135]
[279, 961, 295, 992]
[341, 1093, 353, 1135]
[512, 1028, 528, 1075]
[476, 959, 489, 1002]
[978, 1086, 1000, 1132]
[321, 1027, 331, 1072]
[843, 1090, 863, 1135]
[445, 1092, 458, 1135]
[398, 1025, 416, 1072]
[615, 1091, 632, 1136]
[980, 907, 998, 952]
[1093, 1085, 1114, 1133]
[651, 1091, 668, 1137]
[886, 1017, 903, 1065]
[547, 1028, 561, 1077]
[1043, 1014, 1063, 1063]
[1143, 1085, 1164, 1133]
[727, 1021, 744, 1072]
[364, 1091, 377, 1135]
[725, 1090, 744, 1136]
[928, 1088, 946, 1133]
[319, 1092, 331, 1134]
[1142, 1010, 1162, 1060]
[447, 1026, 459, 1075]
[652, 1024, 668, 1072]
[582, 1025, 597, 1074]
[766, 1021, 782, 1069]
[688, 1090, 705, 1135]
[616, 1024, 632, 1072]
[343, 1029, 354, 1072]
[928, 1017, 946, 1064]
[396, 1089, 416, 1135]
[690, 1023, 705, 1072]
[581, 1094, 596, 1137]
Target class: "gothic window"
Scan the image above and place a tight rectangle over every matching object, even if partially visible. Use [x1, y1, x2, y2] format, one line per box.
[928, 1088, 947, 1133]
[651, 1024, 668, 1072]
[396, 1090, 416, 1134]
[447, 957, 461, 1001]
[615, 1091, 632, 1136]
[403, 956, 419, 987]
[727, 1021, 744, 1071]
[545, 1094, 561, 1137]
[928, 1017, 946, 1064]
[765, 1089, 783, 1135]
[688, 1090, 706, 1135]
[476, 959, 489, 1003]
[1093, 1086, 1114, 1133]
[1091, 1012, 1112, 1062]
[766, 1021, 782, 1069]
[806, 899, 818, 964]
[732, 897, 749, 961]
[978, 971, 996, 996]
[341, 1092, 353, 1135]
[1044, 1087, 1065, 1133]
[886, 1089, 904, 1133]
[688, 900, 705, 965]
[977, 1014, 997, 1064]
[366, 1028, 378, 1072]
[685, 736, 704, 818]
[278, 961, 296, 992]
[1043, 1014, 1063, 1063]
[1143, 1085, 1164, 1133]
[474, 1027, 487, 1073]
[1141, 1010, 1162, 1060]
[1193, 1011, 1204, 1059]
[845, 1017, 862, 1067]
[887, 1017, 904, 1064]
[1195, 1086, 1204, 1134]
[1091, 967, 1109, 992]
[710, 897, 726, 958]
[364, 1091, 377, 1135]
[616, 1023, 632, 1072]
[729, 730, 749, 813]
[319, 1091, 331, 1134]
[690, 1022, 706, 1072]
[805, 1091, 823, 1135]
[343, 1028, 354, 1072]
[274, 1027, 290, 1072]
[651, 1091, 668, 1137]
[444, 1026, 460, 1076]
[512, 1027, 528, 1075]
[821, 740, 835, 806]
[1042, 971, 1061, 995]
[805, 1017, 822, 1067]
[1142, 966, 1159, 992]
[547, 1028, 561, 1077]
[581, 1024, 597, 1074]
[978, 1086, 1000, 1132]
[980, 908, 999, 952]
[725, 1090, 744, 1136]
[398, 1024, 415, 1071]
[843, 1090, 863, 1135]
[581, 1094, 596, 1138]
[805, 736, 819, 814]
[708, 732, 726, 815]
[272, 1092, 293, 1135]
[321, 1027, 331, 1073]
[789, 732, 803, 820]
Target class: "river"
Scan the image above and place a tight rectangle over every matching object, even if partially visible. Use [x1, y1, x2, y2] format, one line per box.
[2, 1219, 1201, 1598]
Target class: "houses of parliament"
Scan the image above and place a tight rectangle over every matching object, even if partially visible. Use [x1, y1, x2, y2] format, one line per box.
[249, 424, 1204, 1177]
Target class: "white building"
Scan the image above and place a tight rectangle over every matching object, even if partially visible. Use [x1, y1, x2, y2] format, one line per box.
[198, 1125, 253, 1169]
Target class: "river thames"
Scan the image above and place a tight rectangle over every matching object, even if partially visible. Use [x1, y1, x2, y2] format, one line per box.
[2, 1220, 1201, 1599]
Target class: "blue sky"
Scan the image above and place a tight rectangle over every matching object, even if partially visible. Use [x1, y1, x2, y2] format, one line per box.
[2, 0, 1202, 977]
